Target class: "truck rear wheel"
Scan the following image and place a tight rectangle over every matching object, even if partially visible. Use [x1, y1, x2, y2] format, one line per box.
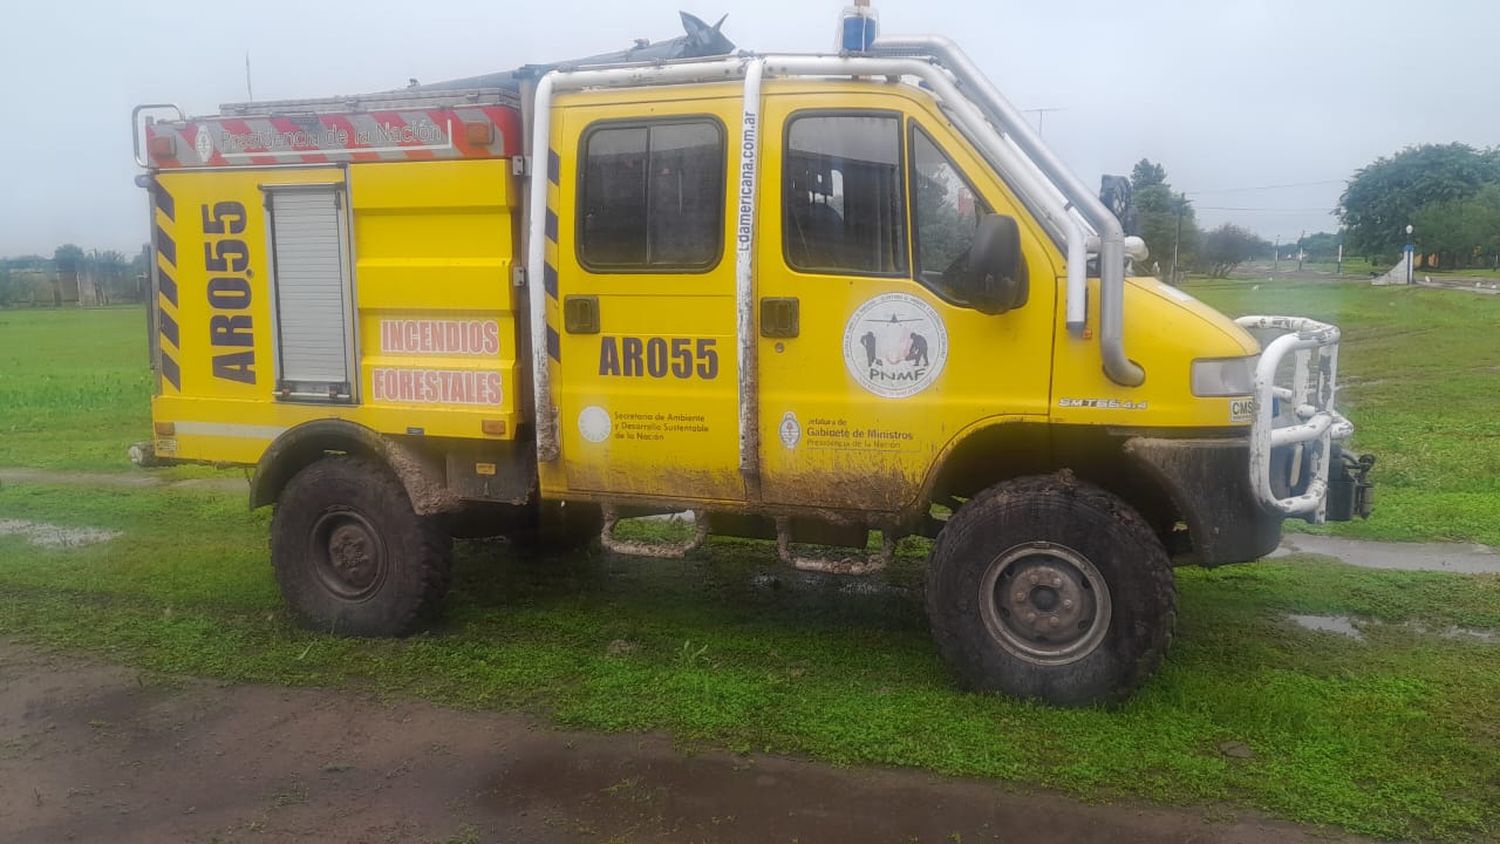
[271, 456, 453, 637]
[926, 474, 1176, 706]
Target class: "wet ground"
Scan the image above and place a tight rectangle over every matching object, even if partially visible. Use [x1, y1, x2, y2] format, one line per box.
[1274, 533, 1500, 574]
[0, 467, 247, 495]
[0, 519, 121, 549]
[0, 641, 1370, 844]
[1286, 613, 1499, 644]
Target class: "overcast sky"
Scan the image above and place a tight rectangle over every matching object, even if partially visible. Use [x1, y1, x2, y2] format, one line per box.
[2, 0, 1496, 256]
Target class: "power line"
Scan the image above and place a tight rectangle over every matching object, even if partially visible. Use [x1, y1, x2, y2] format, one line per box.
[1196, 205, 1336, 213]
[1186, 179, 1345, 195]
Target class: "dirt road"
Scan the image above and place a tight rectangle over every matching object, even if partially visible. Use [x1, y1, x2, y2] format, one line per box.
[0, 642, 1368, 844]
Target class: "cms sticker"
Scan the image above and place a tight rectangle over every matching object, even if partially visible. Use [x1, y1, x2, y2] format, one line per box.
[842, 293, 948, 399]
[1230, 398, 1255, 423]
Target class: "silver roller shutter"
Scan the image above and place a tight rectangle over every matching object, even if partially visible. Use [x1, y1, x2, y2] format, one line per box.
[266, 185, 354, 401]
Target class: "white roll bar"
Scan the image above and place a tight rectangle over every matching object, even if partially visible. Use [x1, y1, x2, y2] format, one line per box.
[871, 36, 1144, 386]
[736, 58, 765, 487]
[761, 55, 1090, 351]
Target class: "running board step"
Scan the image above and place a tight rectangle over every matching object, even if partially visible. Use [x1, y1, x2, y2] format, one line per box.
[775, 518, 894, 576]
[600, 506, 708, 559]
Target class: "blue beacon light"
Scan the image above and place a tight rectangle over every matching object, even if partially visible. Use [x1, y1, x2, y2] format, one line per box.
[838, 1, 880, 53]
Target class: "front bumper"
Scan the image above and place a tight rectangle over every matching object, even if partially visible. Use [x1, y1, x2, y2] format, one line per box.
[1236, 315, 1368, 524]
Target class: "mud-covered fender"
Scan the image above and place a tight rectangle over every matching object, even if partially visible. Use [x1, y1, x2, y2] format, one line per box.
[249, 419, 460, 516]
[1123, 436, 1282, 566]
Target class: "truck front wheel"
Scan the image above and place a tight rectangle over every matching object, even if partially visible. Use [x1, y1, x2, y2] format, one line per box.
[927, 474, 1176, 706]
[271, 456, 453, 637]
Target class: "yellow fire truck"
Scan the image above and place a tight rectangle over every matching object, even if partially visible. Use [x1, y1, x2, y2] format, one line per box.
[131, 8, 1372, 705]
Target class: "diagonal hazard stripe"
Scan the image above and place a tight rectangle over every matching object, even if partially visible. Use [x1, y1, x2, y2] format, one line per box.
[158, 307, 179, 349]
[156, 225, 176, 267]
[158, 268, 178, 307]
[546, 325, 561, 362]
[160, 353, 181, 390]
[548, 149, 561, 185]
[543, 263, 558, 300]
[545, 209, 559, 243]
[153, 184, 175, 222]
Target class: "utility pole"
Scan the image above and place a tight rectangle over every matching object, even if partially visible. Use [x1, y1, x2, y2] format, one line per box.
[1336, 241, 1343, 276]
[1404, 223, 1415, 285]
[1297, 229, 1305, 271]
[1170, 193, 1185, 285]
[1273, 236, 1280, 273]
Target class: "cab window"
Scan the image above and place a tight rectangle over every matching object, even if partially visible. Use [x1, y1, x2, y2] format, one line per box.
[579, 118, 725, 271]
[782, 112, 908, 276]
[910, 123, 990, 302]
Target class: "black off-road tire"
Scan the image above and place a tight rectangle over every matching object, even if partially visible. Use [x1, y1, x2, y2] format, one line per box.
[271, 456, 453, 637]
[927, 473, 1176, 706]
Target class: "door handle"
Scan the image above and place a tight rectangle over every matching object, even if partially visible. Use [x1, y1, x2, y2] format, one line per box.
[760, 297, 799, 338]
[563, 295, 599, 334]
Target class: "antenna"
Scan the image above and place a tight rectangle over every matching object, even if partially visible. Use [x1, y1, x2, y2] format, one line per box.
[1021, 107, 1064, 139]
[245, 52, 254, 101]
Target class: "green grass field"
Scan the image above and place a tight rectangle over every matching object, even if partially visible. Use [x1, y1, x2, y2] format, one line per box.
[0, 307, 152, 469]
[0, 288, 1497, 840]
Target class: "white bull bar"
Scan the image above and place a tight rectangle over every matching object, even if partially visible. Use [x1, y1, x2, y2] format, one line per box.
[1236, 315, 1356, 522]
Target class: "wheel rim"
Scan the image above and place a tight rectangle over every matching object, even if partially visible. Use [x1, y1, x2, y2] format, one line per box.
[978, 541, 1112, 666]
[308, 509, 387, 601]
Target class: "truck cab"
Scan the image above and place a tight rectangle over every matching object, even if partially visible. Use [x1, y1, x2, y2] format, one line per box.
[131, 17, 1372, 706]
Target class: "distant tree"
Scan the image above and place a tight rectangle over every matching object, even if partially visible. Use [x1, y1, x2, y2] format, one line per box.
[1130, 159, 1168, 193]
[80, 249, 131, 305]
[1196, 223, 1270, 278]
[1298, 231, 1343, 261]
[1126, 158, 1200, 279]
[130, 245, 151, 278]
[1412, 184, 1500, 268]
[53, 244, 84, 273]
[48, 244, 86, 306]
[1136, 195, 1198, 280]
[1338, 143, 1500, 260]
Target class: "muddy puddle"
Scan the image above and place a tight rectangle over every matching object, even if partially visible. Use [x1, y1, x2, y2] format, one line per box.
[1287, 613, 1499, 644]
[1273, 535, 1500, 574]
[0, 519, 121, 549]
[750, 571, 911, 598]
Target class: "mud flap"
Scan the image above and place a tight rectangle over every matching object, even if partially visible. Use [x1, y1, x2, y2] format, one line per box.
[1123, 437, 1282, 566]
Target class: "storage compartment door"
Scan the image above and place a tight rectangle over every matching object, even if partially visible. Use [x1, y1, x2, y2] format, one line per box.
[266, 184, 355, 401]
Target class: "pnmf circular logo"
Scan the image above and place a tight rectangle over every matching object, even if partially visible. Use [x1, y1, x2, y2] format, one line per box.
[842, 292, 947, 399]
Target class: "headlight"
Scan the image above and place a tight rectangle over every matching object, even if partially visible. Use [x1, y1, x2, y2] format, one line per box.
[1191, 356, 1256, 397]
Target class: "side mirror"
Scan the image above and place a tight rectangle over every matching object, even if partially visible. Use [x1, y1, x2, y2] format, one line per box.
[962, 214, 1029, 315]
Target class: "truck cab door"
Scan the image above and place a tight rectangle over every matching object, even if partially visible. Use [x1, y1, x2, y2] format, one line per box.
[548, 98, 745, 503]
[755, 92, 1059, 515]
